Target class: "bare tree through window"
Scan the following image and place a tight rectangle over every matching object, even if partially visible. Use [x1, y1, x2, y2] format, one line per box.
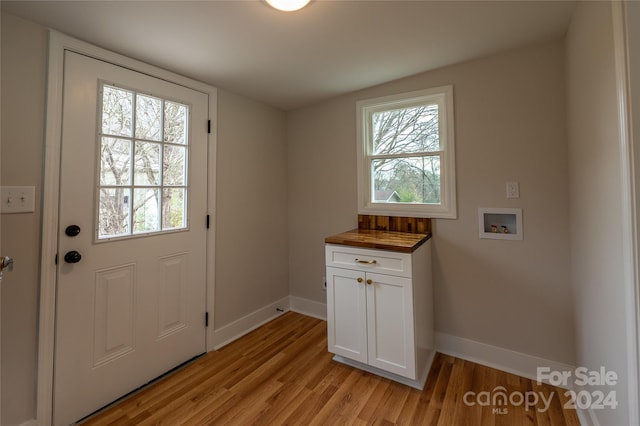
[370, 104, 441, 204]
[98, 85, 189, 239]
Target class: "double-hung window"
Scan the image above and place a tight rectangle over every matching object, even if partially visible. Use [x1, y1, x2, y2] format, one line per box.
[356, 85, 456, 218]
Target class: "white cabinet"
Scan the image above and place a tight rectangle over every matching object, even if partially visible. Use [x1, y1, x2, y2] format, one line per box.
[325, 240, 434, 389]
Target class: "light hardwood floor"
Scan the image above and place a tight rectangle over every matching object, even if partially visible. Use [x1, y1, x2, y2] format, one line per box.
[82, 312, 580, 425]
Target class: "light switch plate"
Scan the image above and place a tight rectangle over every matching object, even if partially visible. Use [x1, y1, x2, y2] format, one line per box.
[1, 186, 35, 213]
[506, 181, 520, 199]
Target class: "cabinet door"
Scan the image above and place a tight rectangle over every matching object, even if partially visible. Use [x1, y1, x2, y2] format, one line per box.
[326, 267, 368, 363]
[366, 272, 416, 379]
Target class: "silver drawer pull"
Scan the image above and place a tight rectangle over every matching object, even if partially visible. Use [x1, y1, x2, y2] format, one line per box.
[355, 258, 377, 265]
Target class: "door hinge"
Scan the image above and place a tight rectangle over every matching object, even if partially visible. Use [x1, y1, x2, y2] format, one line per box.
[207, 120, 211, 134]
[206, 214, 210, 229]
[205, 311, 209, 327]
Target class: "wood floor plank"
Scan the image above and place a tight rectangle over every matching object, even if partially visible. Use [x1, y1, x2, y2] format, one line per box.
[362, 381, 411, 425]
[449, 358, 480, 425]
[419, 352, 453, 425]
[557, 388, 582, 426]
[479, 363, 498, 426]
[532, 382, 554, 426]
[321, 370, 378, 424]
[307, 369, 367, 425]
[250, 381, 312, 425]
[82, 312, 580, 426]
[355, 379, 392, 423]
[394, 385, 422, 425]
[435, 356, 466, 424]
[281, 383, 341, 424]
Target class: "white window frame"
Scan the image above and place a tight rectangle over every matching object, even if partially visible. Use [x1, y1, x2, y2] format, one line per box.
[356, 85, 456, 219]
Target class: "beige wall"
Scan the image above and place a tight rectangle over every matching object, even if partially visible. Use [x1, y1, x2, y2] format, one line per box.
[288, 40, 575, 365]
[215, 89, 289, 327]
[566, 2, 631, 423]
[1, 13, 47, 426]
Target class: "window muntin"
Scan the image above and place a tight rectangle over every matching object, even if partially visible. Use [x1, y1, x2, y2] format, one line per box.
[357, 86, 456, 219]
[97, 84, 190, 240]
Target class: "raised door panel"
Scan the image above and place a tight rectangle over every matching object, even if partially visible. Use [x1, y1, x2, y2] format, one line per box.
[93, 264, 136, 367]
[366, 271, 415, 379]
[157, 253, 188, 339]
[326, 266, 368, 363]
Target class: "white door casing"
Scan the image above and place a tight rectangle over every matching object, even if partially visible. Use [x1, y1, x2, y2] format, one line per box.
[52, 50, 212, 425]
[613, 2, 640, 424]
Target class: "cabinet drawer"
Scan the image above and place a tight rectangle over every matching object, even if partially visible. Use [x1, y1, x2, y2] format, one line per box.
[325, 244, 412, 278]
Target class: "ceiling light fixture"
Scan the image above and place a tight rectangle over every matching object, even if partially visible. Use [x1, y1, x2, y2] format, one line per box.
[265, 0, 311, 12]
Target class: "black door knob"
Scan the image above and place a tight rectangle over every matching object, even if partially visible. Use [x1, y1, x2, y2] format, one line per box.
[65, 225, 81, 237]
[64, 251, 82, 264]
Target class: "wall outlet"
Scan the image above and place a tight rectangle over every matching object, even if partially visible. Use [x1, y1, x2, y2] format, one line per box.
[506, 181, 519, 199]
[1, 186, 35, 213]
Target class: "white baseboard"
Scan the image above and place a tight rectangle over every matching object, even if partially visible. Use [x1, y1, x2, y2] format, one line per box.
[435, 332, 576, 388]
[289, 295, 327, 320]
[210, 296, 326, 351]
[212, 302, 581, 396]
[211, 296, 290, 349]
[19, 420, 37, 426]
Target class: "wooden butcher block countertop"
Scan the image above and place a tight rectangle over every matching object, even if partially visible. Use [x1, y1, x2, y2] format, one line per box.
[325, 229, 431, 253]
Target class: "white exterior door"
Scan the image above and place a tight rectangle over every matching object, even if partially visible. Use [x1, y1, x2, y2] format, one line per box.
[54, 51, 209, 425]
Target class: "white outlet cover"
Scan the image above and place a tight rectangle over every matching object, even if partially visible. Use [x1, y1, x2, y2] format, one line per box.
[1, 186, 36, 213]
[506, 181, 519, 199]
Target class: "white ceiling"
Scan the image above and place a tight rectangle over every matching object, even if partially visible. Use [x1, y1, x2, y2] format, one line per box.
[2, 0, 577, 110]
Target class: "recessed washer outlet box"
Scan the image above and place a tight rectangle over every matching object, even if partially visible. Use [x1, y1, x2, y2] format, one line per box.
[478, 207, 523, 240]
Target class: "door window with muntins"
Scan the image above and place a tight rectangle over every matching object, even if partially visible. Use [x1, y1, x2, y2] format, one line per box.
[98, 83, 190, 240]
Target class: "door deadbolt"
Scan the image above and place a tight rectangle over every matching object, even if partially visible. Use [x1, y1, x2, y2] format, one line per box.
[64, 251, 82, 264]
[65, 225, 81, 237]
